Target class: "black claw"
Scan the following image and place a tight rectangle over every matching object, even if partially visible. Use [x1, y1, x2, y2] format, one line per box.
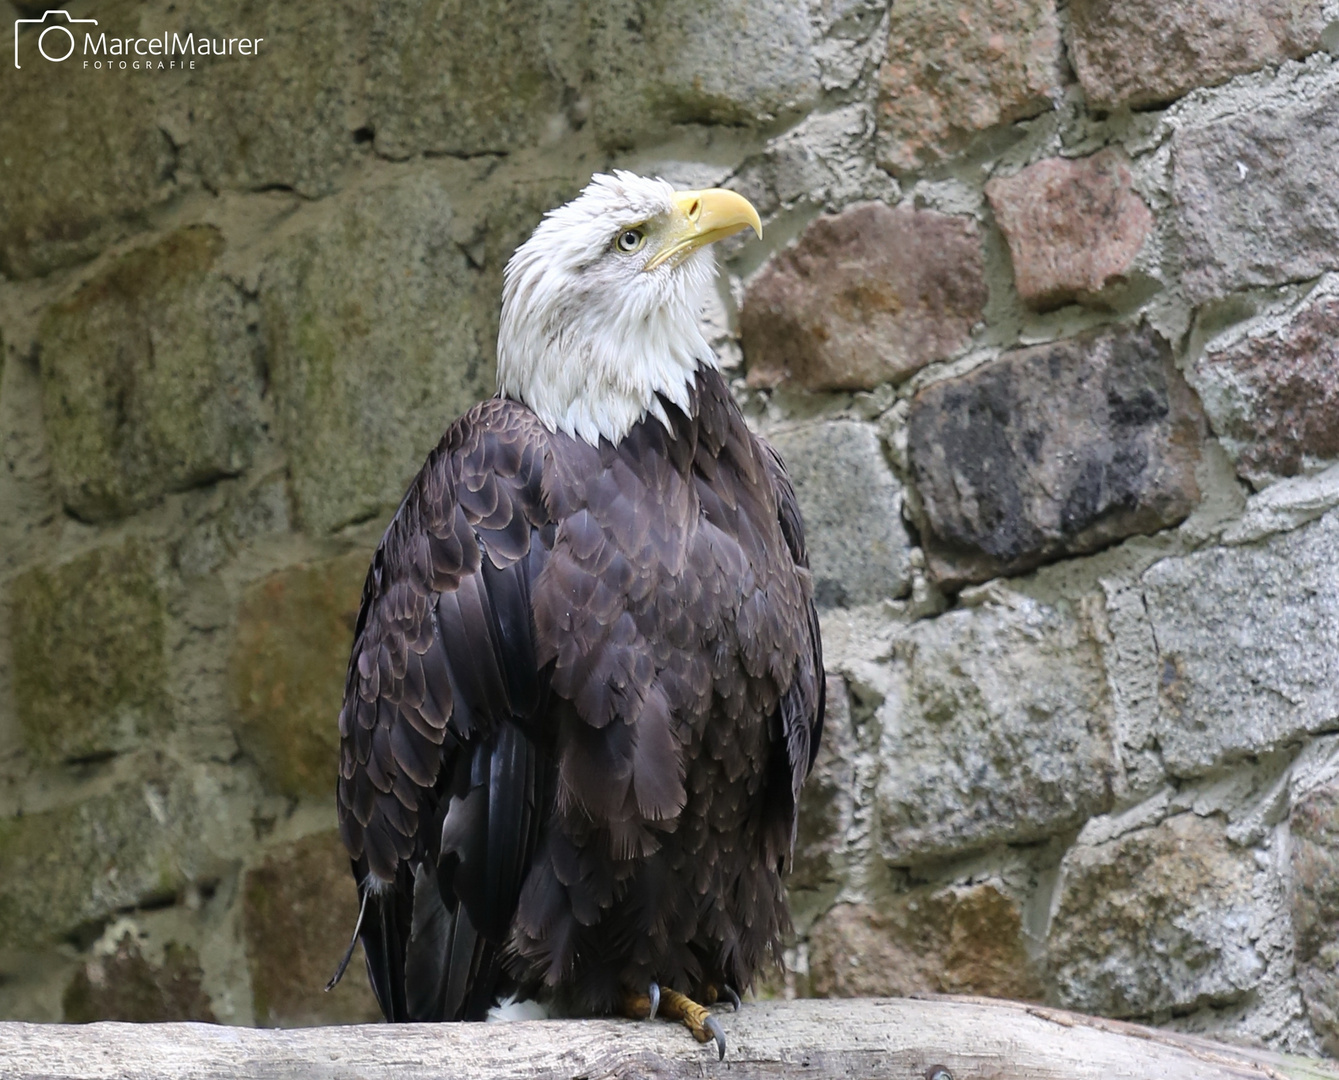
[722, 984, 741, 1011]
[648, 982, 660, 1021]
[704, 1015, 726, 1061]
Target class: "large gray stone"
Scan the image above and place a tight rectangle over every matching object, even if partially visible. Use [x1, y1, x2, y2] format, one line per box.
[790, 676, 858, 895]
[1067, 0, 1324, 111]
[182, 0, 366, 197]
[260, 168, 494, 534]
[874, 596, 1115, 864]
[9, 540, 165, 766]
[1143, 510, 1339, 777]
[0, 774, 204, 947]
[1047, 813, 1266, 1017]
[37, 226, 262, 522]
[727, 104, 897, 226]
[876, 0, 1062, 174]
[907, 323, 1204, 588]
[1175, 85, 1339, 302]
[1291, 780, 1339, 1056]
[0, 0, 172, 278]
[562, 0, 821, 150]
[741, 204, 987, 392]
[1194, 292, 1339, 490]
[366, 0, 567, 159]
[765, 420, 912, 608]
[1222, 463, 1339, 546]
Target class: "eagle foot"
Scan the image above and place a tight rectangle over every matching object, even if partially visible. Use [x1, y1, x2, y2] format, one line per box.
[659, 988, 727, 1061]
[620, 983, 660, 1021]
[619, 985, 727, 1060]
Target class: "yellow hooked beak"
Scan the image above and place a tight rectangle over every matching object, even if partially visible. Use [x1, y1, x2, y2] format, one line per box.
[643, 188, 763, 271]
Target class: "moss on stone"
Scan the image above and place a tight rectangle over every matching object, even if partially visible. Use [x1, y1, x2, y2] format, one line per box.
[38, 226, 262, 521]
[10, 540, 166, 765]
[183, 0, 362, 197]
[260, 169, 492, 533]
[242, 831, 381, 1026]
[0, 0, 170, 279]
[0, 779, 192, 948]
[229, 550, 371, 799]
[367, 0, 565, 158]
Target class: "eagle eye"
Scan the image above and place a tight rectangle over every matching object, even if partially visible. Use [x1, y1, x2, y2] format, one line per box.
[615, 228, 646, 254]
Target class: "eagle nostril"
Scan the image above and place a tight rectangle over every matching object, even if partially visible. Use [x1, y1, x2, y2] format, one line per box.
[688, 199, 700, 220]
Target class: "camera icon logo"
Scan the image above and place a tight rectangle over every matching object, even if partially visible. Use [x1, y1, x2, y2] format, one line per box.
[13, 9, 98, 69]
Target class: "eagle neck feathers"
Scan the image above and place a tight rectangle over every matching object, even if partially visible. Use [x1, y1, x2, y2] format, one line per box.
[495, 233, 721, 448]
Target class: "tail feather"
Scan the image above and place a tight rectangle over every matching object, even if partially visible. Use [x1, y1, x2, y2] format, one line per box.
[405, 863, 453, 1020]
[359, 871, 410, 1022]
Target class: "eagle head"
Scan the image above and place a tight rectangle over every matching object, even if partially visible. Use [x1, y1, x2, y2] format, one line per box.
[496, 171, 762, 446]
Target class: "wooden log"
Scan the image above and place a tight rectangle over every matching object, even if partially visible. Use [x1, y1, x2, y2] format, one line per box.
[2, 995, 1336, 1080]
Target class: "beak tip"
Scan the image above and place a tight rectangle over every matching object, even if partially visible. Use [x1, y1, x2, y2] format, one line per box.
[662, 187, 764, 262]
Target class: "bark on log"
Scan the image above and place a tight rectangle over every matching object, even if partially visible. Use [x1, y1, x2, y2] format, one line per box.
[2, 995, 1336, 1080]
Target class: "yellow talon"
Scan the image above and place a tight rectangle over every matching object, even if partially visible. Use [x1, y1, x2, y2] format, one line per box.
[620, 986, 655, 1020]
[659, 988, 727, 1059]
[621, 983, 727, 1059]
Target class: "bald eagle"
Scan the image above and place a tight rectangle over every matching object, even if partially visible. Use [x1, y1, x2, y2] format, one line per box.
[331, 173, 824, 1057]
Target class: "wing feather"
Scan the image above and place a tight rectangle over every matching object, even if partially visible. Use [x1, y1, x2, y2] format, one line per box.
[335, 400, 555, 1022]
[756, 431, 826, 853]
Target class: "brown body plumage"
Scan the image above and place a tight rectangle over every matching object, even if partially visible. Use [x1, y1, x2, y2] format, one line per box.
[335, 368, 823, 1021]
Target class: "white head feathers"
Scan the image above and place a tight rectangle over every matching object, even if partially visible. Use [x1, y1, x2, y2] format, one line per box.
[496, 171, 757, 446]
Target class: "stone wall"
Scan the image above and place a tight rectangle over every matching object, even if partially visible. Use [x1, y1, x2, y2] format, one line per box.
[2, 0, 1339, 1056]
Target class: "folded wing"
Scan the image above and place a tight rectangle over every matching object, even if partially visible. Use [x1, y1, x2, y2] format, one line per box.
[335, 400, 554, 1022]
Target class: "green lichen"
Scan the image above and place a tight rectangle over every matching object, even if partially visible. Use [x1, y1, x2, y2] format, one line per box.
[10, 540, 166, 765]
[0, 781, 189, 948]
[37, 226, 262, 521]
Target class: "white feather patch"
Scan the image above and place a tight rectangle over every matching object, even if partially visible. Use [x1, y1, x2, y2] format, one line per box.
[486, 994, 551, 1022]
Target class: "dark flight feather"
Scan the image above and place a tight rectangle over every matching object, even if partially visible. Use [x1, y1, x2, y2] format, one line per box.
[335, 370, 823, 1020]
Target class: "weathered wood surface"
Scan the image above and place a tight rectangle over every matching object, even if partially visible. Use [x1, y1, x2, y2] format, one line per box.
[3, 995, 1336, 1080]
